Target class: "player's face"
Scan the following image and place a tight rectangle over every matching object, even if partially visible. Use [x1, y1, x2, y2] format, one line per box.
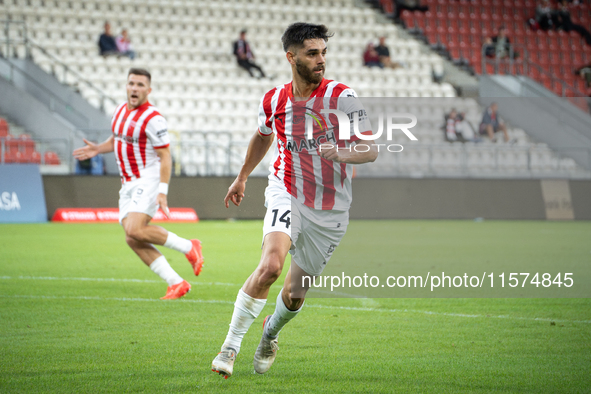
[126, 74, 151, 109]
[294, 38, 327, 85]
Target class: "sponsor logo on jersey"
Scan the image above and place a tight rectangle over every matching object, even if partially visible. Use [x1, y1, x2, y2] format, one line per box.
[115, 135, 139, 144]
[284, 131, 337, 153]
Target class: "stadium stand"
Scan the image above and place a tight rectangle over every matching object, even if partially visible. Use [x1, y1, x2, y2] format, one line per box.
[1, 0, 590, 178]
[396, 0, 591, 97]
[0, 116, 63, 167]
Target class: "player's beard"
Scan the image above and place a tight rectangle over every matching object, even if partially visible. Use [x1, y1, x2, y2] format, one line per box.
[295, 58, 324, 85]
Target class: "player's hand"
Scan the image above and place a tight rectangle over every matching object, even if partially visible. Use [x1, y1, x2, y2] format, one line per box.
[318, 144, 341, 162]
[224, 178, 246, 208]
[157, 193, 170, 219]
[73, 139, 99, 161]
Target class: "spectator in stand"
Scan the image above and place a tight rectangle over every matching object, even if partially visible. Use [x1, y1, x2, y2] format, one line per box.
[443, 109, 480, 143]
[479, 102, 512, 143]
[375, 36, 402, 69]
[575, 63, 591, 87]
[98, 21, 119, 57]
[363, 43, 383, 68]
[116, 29, 136, 60]
[483, 37, 496, 58]
[555, 1, 591, 45]
[392, 0, 429, 21]
[444, 109, 462, 142]
[233, 30, 267, 79]
[491, 27, 516, 59]
[534, 0, 557, 31]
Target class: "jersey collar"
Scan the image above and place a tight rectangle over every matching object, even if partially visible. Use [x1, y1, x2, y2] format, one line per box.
[286, 78, 330, 100]
[126, 101, 151, 112]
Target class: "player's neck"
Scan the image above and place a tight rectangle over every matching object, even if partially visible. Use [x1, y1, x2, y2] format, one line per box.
[127, 100, 149, 111]
[291, 76, 321, 99]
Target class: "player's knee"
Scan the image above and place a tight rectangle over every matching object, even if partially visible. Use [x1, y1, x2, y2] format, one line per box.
[258, 254, 283, 284]
[125, 225, 147, 243]
[125, 234, 139, 248]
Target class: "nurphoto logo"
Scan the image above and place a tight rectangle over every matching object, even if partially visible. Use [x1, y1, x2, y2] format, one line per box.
[305, 109, 418, 153]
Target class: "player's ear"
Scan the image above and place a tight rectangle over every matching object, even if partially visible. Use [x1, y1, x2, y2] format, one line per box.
[286, 51, 296, 65]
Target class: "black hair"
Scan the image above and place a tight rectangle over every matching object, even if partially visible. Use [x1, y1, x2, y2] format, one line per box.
[128, 68, 151, 83]
[281, 22, 334, 52]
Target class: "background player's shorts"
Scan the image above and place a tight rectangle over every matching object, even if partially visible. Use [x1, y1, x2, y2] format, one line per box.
[118, 177, 159, 224]
[263, 183, 349, 276]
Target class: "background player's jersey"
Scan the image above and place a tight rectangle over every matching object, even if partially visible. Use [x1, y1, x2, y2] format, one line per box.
[258, 78, 372, 211]
[111, 101, 169, 183]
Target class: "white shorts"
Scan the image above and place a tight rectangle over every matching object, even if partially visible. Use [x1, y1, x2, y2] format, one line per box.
[263, 184, 349, 276]
[118, 177, 159, 224]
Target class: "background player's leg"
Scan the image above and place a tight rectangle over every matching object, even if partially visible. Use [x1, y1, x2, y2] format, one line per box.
[123, 212, 192, 253]
[221, 231, 291, 353]
[125, 235, 183, 286]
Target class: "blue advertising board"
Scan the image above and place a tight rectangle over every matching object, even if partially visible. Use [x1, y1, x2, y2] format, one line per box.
[0, 164, 47, 223]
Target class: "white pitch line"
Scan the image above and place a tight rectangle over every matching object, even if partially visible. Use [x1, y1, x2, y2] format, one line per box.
[0, 275, 240, 287]
[1, 294, 590, 325]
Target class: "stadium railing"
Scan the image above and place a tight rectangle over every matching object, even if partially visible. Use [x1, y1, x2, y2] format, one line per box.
[0, 19, 117, 113]
[481, 42, 591, 105]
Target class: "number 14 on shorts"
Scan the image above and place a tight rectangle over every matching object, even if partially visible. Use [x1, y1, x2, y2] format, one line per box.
[271, 209, 291, 228]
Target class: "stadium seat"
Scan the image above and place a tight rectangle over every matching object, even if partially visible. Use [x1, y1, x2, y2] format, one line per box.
[44, 151, 61, 165]
[0, 118, 8, 137]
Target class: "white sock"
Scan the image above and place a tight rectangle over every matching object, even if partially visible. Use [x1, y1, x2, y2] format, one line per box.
[164, 232, 192, 254]
[149, 255, 184, 286]
[222, 289, 267, 354]
[264, 289, 302, 339]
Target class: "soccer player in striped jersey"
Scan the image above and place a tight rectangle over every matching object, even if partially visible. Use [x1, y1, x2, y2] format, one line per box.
[212, 23, 378, 378]
[73, 68, 203, 300]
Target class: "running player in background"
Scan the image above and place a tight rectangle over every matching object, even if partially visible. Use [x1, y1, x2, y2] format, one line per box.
[212, 23, 378, 378]
[73, 68, 203, 300]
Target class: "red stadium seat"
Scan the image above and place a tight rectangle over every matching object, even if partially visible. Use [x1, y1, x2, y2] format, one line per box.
[0, 118, 8, 137]
[24, 151, 41, 164]
[3, 151, 18, 163]
[44, 151, 61, 165]
[19, 134, 36, 154]
[458, 26, 470, 43]
[4, 135, 19, 153]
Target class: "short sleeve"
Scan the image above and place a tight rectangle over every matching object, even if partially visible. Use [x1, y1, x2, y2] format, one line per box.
[338, 88, 373, 142]
[258, 95, 274, 136]
[145, 114, 170, 148]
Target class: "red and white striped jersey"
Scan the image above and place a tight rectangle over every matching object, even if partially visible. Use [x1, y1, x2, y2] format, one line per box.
[111, 101, 169, 183]
[258, 78, 372, 211]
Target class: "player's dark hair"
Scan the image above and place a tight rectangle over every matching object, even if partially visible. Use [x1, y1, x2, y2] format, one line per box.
[128, 68, 151, 82]
[281, 23, 333, 52]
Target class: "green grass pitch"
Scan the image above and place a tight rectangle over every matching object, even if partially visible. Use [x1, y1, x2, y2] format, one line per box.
[1, 220, 590, 393]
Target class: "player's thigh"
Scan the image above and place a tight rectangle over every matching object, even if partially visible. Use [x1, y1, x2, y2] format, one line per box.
[290, 210, 348, 277]
[122, 211, 153, 236]
[119, 178, 159, 224]
[259, 231, 292, 273]
[262, 188, 299, 245]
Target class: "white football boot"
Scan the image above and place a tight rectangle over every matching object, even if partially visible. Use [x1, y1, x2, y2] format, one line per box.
[212, 347, 237, 379]
[253, 315, 279, 374]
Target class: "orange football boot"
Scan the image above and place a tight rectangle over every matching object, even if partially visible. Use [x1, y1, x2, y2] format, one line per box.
[185, 239, 204, 276]
[160, 280, 191, 300]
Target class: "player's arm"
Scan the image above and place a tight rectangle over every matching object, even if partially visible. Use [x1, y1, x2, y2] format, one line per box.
[318, 140, 378, 164]
[155, 146, 172, 218]
[224, 131, 274, 208]
[72, 136, 114, 160]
